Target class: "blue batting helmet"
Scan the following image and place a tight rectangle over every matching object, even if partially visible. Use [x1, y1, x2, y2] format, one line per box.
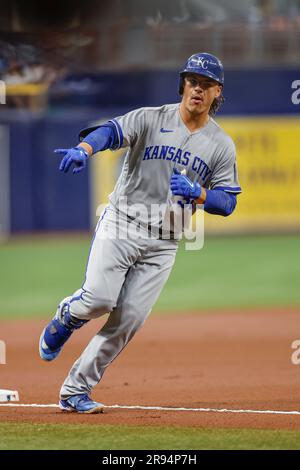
[179, 52, 224, 94]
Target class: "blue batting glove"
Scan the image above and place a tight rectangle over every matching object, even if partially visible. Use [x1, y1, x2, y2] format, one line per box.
[54, 147, 89, 174]
[170, 168, 201, 199]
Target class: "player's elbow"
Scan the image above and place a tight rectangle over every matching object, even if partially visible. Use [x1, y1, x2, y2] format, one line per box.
[204, 190, 237, 217]
[222, 193, 237, 217]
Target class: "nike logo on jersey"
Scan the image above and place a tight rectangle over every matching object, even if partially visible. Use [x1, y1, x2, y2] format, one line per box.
[160, 128, 174, 133]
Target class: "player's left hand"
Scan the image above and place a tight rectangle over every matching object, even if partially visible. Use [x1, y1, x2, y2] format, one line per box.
[170, 168, 201, 200]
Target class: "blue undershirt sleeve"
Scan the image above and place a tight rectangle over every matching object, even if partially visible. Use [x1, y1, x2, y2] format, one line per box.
[204, 189, 237, 217]
[80, 123, 119, 154]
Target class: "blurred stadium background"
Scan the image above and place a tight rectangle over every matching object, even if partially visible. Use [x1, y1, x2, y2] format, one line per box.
[0, 0, 299, 318]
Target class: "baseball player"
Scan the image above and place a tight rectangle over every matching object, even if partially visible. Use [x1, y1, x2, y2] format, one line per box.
[39, 53, 241, 414]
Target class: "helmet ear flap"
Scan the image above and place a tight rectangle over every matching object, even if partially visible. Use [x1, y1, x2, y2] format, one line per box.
[178, 74, 185, 96]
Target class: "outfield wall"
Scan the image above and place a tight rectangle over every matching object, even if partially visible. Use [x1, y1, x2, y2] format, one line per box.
[206, 116, 300, 234]
[0, 112, 92, 232]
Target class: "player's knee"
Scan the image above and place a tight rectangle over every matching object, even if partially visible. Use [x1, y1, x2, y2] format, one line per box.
[81, 291, 115, 317]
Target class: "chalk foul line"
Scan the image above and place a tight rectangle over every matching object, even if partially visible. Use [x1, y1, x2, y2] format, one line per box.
[0, 403, 300, 416]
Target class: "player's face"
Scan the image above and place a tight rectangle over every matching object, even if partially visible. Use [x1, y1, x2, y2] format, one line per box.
[182, 74, 222, 115]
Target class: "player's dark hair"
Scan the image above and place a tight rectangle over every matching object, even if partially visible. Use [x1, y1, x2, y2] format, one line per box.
[209, 95, 225, 116]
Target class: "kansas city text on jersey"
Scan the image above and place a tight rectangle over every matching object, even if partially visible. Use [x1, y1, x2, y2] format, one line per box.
[143, 145, 212, 183]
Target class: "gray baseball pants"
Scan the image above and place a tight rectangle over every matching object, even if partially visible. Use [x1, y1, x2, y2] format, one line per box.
[60, 206, 178, 399]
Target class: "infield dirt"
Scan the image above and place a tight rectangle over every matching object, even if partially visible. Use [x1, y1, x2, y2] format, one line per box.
[1, 308, 300, 429]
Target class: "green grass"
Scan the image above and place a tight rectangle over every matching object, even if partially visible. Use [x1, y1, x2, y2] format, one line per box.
[160, 234, 300, 311]
[0, 422, 300, 450]
[0, 236, 89, 318]
[0, 234, 299, 318]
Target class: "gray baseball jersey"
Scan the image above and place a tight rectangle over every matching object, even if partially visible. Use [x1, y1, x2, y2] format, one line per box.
[108, 103, 241, 229]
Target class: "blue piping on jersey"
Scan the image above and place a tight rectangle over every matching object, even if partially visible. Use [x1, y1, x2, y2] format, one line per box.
[213, 185, 242, 193]
[69, 208, 108, 308]
[83, 207, 107, 281]
[109, 119, 124, 149]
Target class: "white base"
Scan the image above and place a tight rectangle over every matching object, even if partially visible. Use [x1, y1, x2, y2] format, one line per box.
[0, 389, 19, 402]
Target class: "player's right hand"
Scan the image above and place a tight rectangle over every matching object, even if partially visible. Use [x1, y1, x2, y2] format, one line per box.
[54, 147, 89, 174]
[170, 168, 201, 199]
